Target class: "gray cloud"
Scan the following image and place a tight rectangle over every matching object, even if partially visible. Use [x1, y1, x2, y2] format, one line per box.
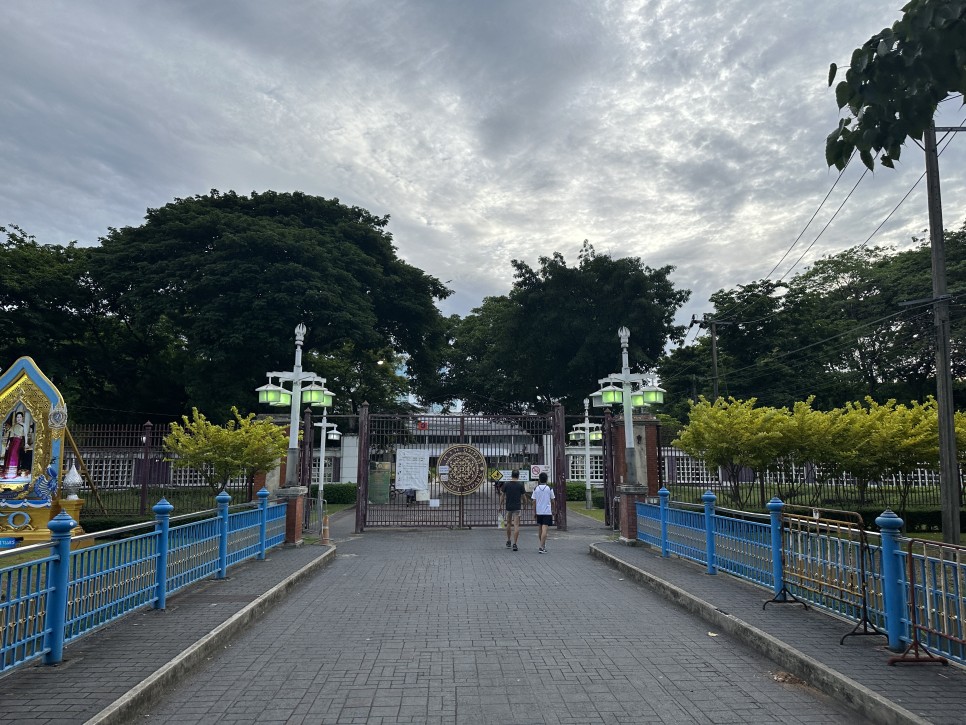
[1, 0, 963, 333]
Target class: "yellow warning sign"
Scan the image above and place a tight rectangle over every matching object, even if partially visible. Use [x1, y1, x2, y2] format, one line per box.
[489, 469, 503, 482]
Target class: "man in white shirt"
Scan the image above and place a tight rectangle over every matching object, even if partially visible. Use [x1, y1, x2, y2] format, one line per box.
[530, 472, 555, 553]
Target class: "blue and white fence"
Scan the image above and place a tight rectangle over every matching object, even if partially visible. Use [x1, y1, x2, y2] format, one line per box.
[638, 487, 966, 667]
[0, 489, 286, 674]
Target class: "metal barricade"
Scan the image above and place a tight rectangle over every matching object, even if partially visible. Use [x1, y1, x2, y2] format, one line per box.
[768, 506, 885, 645]
[889, 538, 965, 666]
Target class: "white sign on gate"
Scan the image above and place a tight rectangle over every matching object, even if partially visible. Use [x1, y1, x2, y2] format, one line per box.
[396, 449, 430, 491]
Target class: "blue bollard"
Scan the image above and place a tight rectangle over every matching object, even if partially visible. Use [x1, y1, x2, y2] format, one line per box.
[217, 491, 231, 579]
[659, 487, 670, 558]
[767, 497, 785, 600]
[876, 510, 905, 651]
[153, 498, 174, 609]
[44, 511, 77, 665]
[703, 490, 717, 575]
[257, 488, 270, 560]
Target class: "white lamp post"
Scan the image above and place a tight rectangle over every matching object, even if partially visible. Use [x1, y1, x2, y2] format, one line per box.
[582, 397, 592, 509]
[314, 419, 341, 502]
[592, 327, 665, 488]
[256, 323, 334, 488]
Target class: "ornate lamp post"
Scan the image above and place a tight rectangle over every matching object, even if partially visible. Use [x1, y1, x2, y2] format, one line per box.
[591, 327, 664, 488]
[255, 324, 334, 488]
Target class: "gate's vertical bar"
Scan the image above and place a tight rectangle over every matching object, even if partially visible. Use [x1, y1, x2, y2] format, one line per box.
[876, 509, 906, 651]
[659, 487, 669, 557]
[355, 402, 369, 534]
[703, 490, 716, 575]
[258, 487, 270, 560]
[458, 415, 466, 528]
[139, 420, 153, 515]
[553, 403, 567, 531]
[153, 498, 174, 609]
[767, 497, 785, 599]
[44, 512, 77, 665]
[217, 491, 231, 579]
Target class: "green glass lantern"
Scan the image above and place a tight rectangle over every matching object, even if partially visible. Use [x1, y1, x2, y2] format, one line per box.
[637, 382, 666, 405]
[569, 429, 584, 442]
[256, 381, 286, 406]
[598, 384, 623, 405]
[301, 383, 334, 408]
[589, 426, 603, 442]
[272, 389, 292, 408]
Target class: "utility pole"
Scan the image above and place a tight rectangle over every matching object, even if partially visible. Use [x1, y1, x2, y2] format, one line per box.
[924, 122, 963, 545]
[690, 315, 732, 400]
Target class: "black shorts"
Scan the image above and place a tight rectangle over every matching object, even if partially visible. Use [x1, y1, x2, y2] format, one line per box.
[535, 514, 553, 526]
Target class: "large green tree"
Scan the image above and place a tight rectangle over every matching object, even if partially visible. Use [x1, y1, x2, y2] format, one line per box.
[91, 190, 452, 420]
[446, 242, 689, 413]
[2, 191, 452, 422]
[657, 229, 966, 418]
[826, 0, 966, 170]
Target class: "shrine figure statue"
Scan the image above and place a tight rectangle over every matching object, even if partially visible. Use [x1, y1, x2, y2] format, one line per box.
[3, 410, 28, 479]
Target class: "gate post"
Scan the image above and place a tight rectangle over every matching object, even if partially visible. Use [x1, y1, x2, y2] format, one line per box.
[153, 498, 174, 609]
[257, 488, 270, 560]
[767, 497, 785, 600]
[659, 486, 670, 557]
[217, 491, 231, 577]
[355, 402, 370, 534]
[552, 403, 567, 531]
[44, 512, 77, 665]
[702, 490, 716, 574]
[876, 509, 906, 651]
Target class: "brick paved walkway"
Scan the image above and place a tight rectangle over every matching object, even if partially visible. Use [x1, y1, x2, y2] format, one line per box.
[0, 540, 333, 724]
[138, 512, 867, 724]
[3, 509, 962, 724]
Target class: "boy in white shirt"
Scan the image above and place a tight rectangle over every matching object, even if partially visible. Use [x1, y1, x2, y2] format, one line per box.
[530, 472, 555, 553]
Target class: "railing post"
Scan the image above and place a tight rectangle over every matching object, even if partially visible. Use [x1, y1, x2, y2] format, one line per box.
[767, 497, 785, 600]
[876, 509, 906, 651]
[44, 511, 77, 665]
[217, 491, 231, 579]
[702, 490, 717, 575]
[659, 486, 670, 558]
[153, 498, 174, 609]
[257, 488, 270, 560]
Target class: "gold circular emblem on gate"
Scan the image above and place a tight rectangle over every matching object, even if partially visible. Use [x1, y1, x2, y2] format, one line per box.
[437, 444, 487, 495]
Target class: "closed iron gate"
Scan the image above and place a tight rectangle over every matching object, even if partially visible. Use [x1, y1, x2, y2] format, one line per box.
[355, 404, 567, 530]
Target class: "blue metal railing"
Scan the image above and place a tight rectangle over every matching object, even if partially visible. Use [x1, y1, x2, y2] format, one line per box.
[636, 487, 966, 667]
[0, 488, 287, 675]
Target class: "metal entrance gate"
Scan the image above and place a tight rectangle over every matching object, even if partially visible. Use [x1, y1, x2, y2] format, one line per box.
[355, 404, 567, 531]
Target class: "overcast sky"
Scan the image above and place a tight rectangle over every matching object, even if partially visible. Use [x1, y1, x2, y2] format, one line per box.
[3, 1, 965, 335]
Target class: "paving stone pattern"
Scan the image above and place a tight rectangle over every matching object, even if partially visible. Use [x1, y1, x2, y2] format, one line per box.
[140, 514, 864, 724]
[0, 542, 329, 724]
[594, 536, 966, 725]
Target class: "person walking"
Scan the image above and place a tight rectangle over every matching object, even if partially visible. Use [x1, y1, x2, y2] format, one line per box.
[501, 470, 525, 551]
[531, 472, 555, 553]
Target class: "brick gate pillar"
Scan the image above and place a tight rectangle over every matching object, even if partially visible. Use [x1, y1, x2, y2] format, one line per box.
[616, 413, 660, 545]
[276, 487, 307, 546]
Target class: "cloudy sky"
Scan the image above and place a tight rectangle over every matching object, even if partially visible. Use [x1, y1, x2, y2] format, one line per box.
[3, 1, 965, 333]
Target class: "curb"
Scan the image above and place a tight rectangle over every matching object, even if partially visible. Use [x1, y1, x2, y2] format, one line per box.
[588, 543, 930, 725]
[84, 545, 338, 725]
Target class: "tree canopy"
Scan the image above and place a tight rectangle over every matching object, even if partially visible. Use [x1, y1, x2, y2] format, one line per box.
[445, 242, 689, 413]
[1, 191, 452, 422]
[657, 226, 966, 418]
[163, 407, 288, 492]
[826, 0, 966, 170]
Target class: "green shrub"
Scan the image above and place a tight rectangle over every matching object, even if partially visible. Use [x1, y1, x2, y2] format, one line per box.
[309, 482, 357, 505]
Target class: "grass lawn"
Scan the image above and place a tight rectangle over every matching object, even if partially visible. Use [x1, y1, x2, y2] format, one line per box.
[567, 505, 607, 523]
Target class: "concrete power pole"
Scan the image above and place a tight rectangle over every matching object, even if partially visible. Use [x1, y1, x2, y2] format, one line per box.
[924, 122, 962, 545]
